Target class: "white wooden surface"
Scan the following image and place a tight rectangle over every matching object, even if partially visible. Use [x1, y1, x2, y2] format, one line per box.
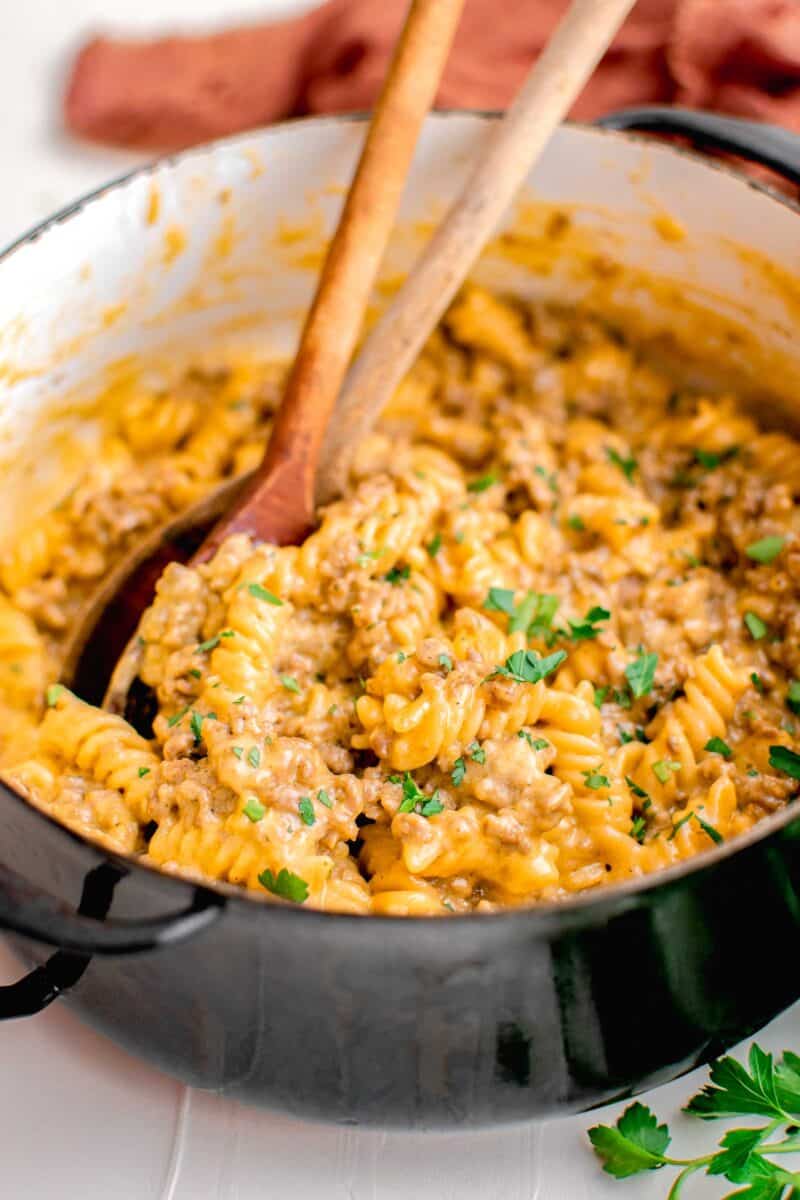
[1, 3, 799, 1197]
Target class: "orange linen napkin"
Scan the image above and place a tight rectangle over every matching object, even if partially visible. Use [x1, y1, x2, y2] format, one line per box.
[65, 0, 800, 153]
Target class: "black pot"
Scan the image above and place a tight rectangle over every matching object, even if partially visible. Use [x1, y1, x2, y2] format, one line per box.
[2, 108, 800, 1129]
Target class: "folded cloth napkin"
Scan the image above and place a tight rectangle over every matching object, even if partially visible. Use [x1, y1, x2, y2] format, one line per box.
[65, 0, 800, 153]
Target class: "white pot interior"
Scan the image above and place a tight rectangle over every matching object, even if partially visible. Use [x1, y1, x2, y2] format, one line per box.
[0, 113, 798, 543]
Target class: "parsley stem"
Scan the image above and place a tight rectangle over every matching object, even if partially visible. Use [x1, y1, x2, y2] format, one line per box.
[666, 1162, 705, 1200]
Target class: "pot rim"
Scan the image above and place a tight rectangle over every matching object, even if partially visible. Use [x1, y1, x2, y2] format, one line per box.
[3, 108, 800, 928]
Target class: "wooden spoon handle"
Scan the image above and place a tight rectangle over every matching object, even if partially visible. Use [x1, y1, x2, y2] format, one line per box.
[316, 0, 638, 506]
[200, 0, 465, 556]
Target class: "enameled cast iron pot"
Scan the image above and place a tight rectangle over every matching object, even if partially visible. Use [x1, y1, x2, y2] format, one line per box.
[2, 109, 800, 1129]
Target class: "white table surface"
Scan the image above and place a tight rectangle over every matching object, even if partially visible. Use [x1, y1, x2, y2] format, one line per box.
[2, 4, 799, 1197]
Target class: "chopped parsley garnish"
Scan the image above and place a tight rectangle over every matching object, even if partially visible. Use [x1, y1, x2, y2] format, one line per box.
[45, 683, 65, 707]
[468, 741, 486, 764]
[704, 737, 732, 758]
[438, 653, 453, 674]
[279, 674, 301, 693]
[652, 759, 681, 783]
[247, 582, 283, 605]
[490, 648, 567, 685]
[593, 686, 609, 709]
[188, 668, 202, 680]
[137, 766, 150, 778]
[394, 772, 444, 817]
[618, 726, 634, 744]
[426, 533, 442, 557]
[745, 534, 786, 564]
[624, 651, 658, 699]
[583, 769, 610, 790]
[258, 867, 308, 903]
[750, 671, 765, 693]
[769, 744, 800, 779]
[356, 549, 383, 567]
[744, 611, 768, 640]
[196, 630, 235, 653]
[694, 812, 723, 844]
[232, 746, 244, 759]
[233, 695, 245, 704]
[247, 746, 261, 769]
[243, 797, 265, 822]
[483, 587, 515, 616]
[167, 705, 190, 728]
[606, 446, 637, 482]
[298, 796, 316, 826]
[317, 789, 333, 808]
[384, 564, 411, 586]
[467, 472, 498, 493]
[451, 758, 466, 786]
[396, 651, 406, 663]
[508, 592, 539, 635]
[630, 816, 647, 844]
[693, 445, 738, 470]
[567, 606, 610, 642]
[625, 775, 650, 801]
[567, 514, 586, 531]
[189, 710, 205, 744]
[787, 680, 800, 714]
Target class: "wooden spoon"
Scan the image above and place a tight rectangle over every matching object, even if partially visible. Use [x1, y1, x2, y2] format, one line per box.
[64, 0, 466, 698]
[72, 0, 638, 718]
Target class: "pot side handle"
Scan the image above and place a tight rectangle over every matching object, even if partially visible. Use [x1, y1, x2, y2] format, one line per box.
[597, 106, 800, 188]
[0, 860, 224, 1020]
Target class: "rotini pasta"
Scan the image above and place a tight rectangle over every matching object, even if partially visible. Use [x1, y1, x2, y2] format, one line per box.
[2, 286, 799, 914]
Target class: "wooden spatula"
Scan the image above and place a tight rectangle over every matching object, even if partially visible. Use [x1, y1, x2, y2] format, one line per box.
[69, 0, 638, 718]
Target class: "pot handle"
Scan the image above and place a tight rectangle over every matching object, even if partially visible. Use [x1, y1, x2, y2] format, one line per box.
[597, 106, 800, 188]
[0, 860, 225, 1020]
[0, 860, 224, 954]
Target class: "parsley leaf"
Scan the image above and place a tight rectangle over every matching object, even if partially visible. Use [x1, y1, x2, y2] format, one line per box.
[258, 867, 309, 904]
[384, 563, 411, 586]
[588, 1102, 670, 1178]
[298, 796, 316, 826]
[567, 606, 610, 642]
[438, 653, 453, 674]
[317, 788, 333, 808]
[451, 758, 466, 787]
[686, 1045, 798, 1121]
[606, 446, 638, 482]
[786, 681, 800, 715]
[769, 745, 800, 780]
[189, 710, 205, 744]
[279, 674, 301, 693]
[625, 775, 650, 801]
[694, 446, 739, 470]
[745, 612, 768, 641]
[137, 766, 150, 778]
[583, 769, 610, 790]
[247, 582, 283, 605]
[625, 651, 658, 698]
[45, 683, 65, 707]
[247, 746, 261, 769]
[705, 736, 733, 758]
[394, 772, 444, 818]
[468, 741, 486, 764]
[490, 649, 566, 685]
[483, 587, 516, 616]
[467, 472, 498, 493]
[567, 514, 585, 532]
[746, 536, 786, 565]
[653, 758, 681, 784]
[426, 532, 442, 557]
[196, 630, 235, 653]
[243, 797, 265, 822]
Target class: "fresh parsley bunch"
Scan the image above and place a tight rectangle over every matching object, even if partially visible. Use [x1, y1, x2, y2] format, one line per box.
[589, 1044, 800, 1197]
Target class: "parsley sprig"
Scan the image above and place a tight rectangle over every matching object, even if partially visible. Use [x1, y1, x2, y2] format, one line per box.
[489, 648, 567, 685]
[590, 1044, 800, 1197]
